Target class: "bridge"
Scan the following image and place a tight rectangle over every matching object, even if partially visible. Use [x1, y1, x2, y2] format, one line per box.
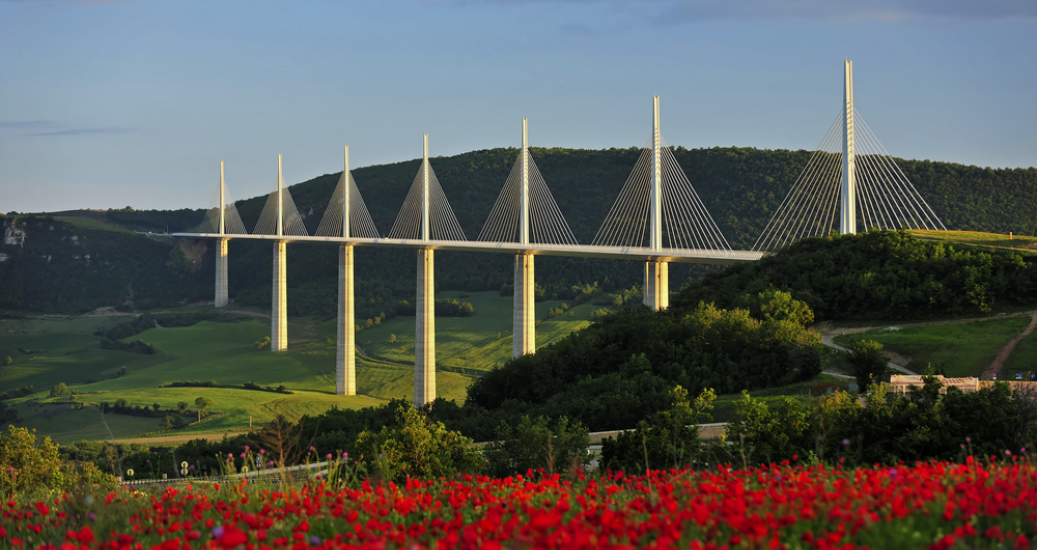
[173, 61, 944, 407]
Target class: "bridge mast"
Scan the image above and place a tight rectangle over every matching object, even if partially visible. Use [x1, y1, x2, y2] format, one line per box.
[215, 161, 229, 308]
[840, 60, 857, 235]
[272, 154, 288, 351]
[644, 96, 668, 310]
[337, 145, 356, 395]
[514, 119, 536, 358]
[415, 134, 436, 407]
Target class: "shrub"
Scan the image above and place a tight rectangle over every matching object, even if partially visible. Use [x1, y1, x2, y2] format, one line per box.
[485, 415, 590, 478]
[355, 405, 483, 481]
[0, 426, 61, 493]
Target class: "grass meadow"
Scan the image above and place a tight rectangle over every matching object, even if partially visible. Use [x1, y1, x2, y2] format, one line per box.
[832, 316, 1031, 377]
[0, 291, 602, 442]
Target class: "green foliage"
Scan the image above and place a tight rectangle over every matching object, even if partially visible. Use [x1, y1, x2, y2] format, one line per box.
[737, 290, 815, 326]
[601, 386, 715, 472]
[677, 230, 1037, 321]
[723, 380, 1031, 466]
[0, 426, 61, 493]
[194, 397, 213, 412]
[50, 383, 68, 398]
[466, 300, 821, 437]
[484, 415, 590, 478]
[847, 340, 889, 390]
[1, 356, 11, 366]
[99, 338, 157, 354]
[254, 336, 270, 350]
[354, 405, 483, 481]
[0, 216, 210, 314]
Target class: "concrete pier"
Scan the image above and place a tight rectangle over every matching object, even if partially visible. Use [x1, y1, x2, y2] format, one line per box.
[415, 248, 435, 406]
[336, 244, 356, 395]
[215, 238, 229, 308]
[272, 241, 288, 351]
[513, 252, 535, 357]
[644, 260, 668, 310]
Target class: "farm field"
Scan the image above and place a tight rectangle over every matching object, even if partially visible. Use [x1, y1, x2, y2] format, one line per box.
[908, 229, 1037, 253]
[0, 292, 603, 442]
[832, 316, 1031, 377]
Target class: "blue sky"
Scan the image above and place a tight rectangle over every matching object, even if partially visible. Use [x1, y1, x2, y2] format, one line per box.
[1, 0, 1034, 213]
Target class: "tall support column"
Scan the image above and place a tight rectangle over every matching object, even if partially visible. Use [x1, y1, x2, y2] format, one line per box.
[513, 119, 536, 358]
[415, 248, 435, 407]
[215, 238, 229, 308]
[336, 244, 356, 395]
[336, 146, 356, 395]
[215, 160, 229, 308]
[271, 154, 288, 351]
[644, 96, 669, 310]
[645, 260, 669, 310]
[841, 60, 857, 235]
[272, 241, 288, 351]
[513, 252, 535, 357]
[415, 135, 436, 407]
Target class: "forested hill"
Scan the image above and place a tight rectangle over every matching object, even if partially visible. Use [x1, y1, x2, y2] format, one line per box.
[2, 146, 1035, 316]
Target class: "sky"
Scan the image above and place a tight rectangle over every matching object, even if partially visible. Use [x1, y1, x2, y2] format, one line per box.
[0, 0, 1035, 214]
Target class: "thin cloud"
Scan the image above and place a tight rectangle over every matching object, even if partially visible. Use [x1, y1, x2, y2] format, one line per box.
[455, 0, 1037, 22]
[29, 126, 137, 137]
[0, 121, 52, 129]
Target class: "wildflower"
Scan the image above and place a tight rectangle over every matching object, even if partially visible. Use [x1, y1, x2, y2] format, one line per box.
[244, 445, 250, 450]
[310, 536, 322, 545]
[260, 449, 265, 454]
[842, 438, 850, 447]
[326, 454, 332, 460]
[211, 525, 224, 539]
[87, 513, 96, 521]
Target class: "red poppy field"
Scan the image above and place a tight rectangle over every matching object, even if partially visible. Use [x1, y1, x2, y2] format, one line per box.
[3, 458, 1036, 550]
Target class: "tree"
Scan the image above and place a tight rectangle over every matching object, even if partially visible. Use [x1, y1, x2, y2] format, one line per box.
[49, 383, 68, 398]
[194, 397, 213, 422]
[847, 340, 889, 390]
[176, 401, 188, 412]
[152, 403, 161, 412]
[387, 333, 397, 344]
[0, 426, 61, 493]
[601, 386, 716, 472]
[485, 415, 590, 478]
[355, 405, 483, 481]
[1, 357, 11, 366]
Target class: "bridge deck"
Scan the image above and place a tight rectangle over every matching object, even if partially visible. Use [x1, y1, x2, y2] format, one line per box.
[172, 233, 764, 265]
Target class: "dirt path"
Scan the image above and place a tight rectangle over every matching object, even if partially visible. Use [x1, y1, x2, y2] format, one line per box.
[983, 312, 1037, 379]
[820, 335, 917, 375]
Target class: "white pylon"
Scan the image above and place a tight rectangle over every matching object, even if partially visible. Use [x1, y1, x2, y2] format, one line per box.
[514, 118, 535, 358]
[650, 96, 662, 251]
[644, 96, 668, 311]
[841, 60, 857, 235]
[421, 134, 430, 242]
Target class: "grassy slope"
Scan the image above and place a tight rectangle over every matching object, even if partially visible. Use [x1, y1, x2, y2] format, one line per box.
[832, 316, 1030, 377]
[356, 291, 595, 372]
[908, 229, 1037, 254]
[0, 291, 599, 442]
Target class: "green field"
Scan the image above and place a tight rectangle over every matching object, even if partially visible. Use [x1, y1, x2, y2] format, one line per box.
[0, 291, 603, 442]
[832, 316, 1031, 377]
[356, 291, 597, 372]
[908, 229, 1037, 254]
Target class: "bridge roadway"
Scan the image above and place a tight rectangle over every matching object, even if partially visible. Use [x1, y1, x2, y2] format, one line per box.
[171, 232, 765, 264]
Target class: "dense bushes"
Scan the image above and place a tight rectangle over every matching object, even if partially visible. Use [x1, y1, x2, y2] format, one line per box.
[0, 426, 114, 493]
[725, 379, 1036, 466]
[677, 230, 1037, 321]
